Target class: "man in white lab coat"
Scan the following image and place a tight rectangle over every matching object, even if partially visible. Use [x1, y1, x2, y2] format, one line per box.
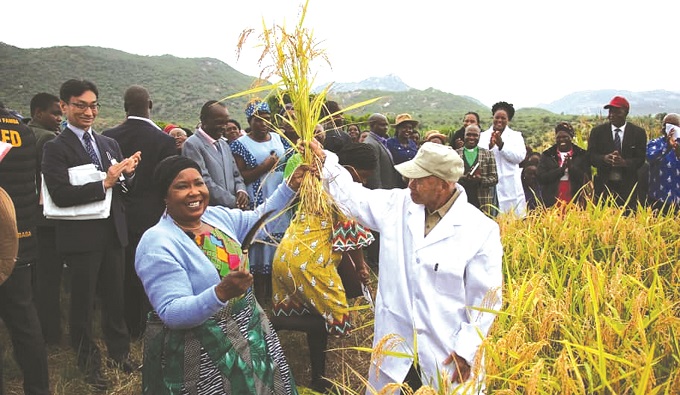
[314, 141, 503, 393]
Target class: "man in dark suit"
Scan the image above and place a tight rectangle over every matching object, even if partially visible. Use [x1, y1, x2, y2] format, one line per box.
[588, 96, 647, 208]
[364, 113, 401, 190]
[102, 85, 176, 338]
[362, 113, 402, 270]
[182, 100, 248, 209]
[42, 79, 141, 390]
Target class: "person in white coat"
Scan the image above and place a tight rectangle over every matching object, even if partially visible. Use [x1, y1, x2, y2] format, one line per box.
[479, 101, 527, 217]
[310, 141, 503, 394]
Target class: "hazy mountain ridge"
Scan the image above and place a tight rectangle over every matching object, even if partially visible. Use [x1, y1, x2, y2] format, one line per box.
[317, 74, 411, 93]
[540, 89, 680, 116]
[1, 43, 675, 134]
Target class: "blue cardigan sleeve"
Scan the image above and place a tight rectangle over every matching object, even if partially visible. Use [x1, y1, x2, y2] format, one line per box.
[135, 182, 296, 329]
[135, 230, 227, 329]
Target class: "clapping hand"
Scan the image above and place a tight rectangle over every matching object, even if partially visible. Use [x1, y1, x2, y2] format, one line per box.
[122, 151, 142, 176]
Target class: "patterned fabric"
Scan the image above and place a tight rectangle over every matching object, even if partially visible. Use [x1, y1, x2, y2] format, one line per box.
[272, 212, 353, 336]
[455, 147, 498, 215]
[331, 220, 374, 252]
[82, 132, 102, 170]
[647, 136, 680, 206]
[194, 228, 246, 276]
[142, 227, 297, 395]
[229, 134, 291, 275]
[245, 100, 271, 119]
[385, 137, 418, 165]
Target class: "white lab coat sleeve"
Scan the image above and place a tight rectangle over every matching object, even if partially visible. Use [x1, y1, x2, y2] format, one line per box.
[451, 224, 503, 364]
[322, 150, 399, 232]
[497, 130, 526, 165]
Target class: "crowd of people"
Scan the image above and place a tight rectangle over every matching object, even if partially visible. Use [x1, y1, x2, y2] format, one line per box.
[0, 79, 677, 395]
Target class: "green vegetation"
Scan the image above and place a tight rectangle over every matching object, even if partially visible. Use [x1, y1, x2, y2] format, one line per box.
[0, 42, 664, 149]
[0, 42, 257, 129]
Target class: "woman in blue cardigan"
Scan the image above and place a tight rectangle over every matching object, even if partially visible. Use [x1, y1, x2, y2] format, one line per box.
[135, 155, 306, 395]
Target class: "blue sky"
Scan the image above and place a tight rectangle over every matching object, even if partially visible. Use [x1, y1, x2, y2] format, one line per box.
[3, 0, 677, 108]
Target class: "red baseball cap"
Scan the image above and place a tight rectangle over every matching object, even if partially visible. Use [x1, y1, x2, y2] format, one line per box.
[604, 96, 630, 110]
[163, 124, 179, 134]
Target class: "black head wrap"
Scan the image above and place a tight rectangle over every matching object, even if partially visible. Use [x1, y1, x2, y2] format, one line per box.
[555, 121, 575, 137]
[337, 142, 378, 170]
[154, 155, 202, 197]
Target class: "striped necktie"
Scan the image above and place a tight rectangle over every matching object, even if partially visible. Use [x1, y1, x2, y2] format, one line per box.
[82, 132, 102, 171]
[614, 128, 622, 152]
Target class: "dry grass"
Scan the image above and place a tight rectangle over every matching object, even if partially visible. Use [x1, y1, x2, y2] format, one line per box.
[3, 201, 679, 394]
[1, 278, 375, 395]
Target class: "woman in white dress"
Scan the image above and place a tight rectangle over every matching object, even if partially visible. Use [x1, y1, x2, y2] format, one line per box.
[478, 101, 527, 218]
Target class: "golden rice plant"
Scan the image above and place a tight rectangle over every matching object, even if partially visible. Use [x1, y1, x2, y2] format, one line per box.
[484, 198, 680, 394]
[232, 0, 380, 218]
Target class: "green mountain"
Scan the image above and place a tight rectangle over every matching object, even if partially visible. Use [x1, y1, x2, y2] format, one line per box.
[330, 87, 489, 133]
[6, 43, 643, 150]
[0, 42, 258, 129]
[0, 43, 493, 132]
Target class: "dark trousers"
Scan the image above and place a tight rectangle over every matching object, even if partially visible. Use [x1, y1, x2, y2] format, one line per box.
[596, 179, 638, 210]
[123, 232, 150, 339]
[0, 265, 50, 395]
[35, 225, 64, 344]
[65, 245, 130, 369]
[403, 364, 422, 392]
[366, 231, 380, 271]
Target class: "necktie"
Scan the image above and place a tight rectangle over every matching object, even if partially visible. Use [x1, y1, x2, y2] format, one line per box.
[614, 128, 622, 152]
[82, 132, 102, 171]
[215, 141, 222, 154]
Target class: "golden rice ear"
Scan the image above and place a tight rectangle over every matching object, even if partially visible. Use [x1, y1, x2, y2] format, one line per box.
[412, 385, 437, 395]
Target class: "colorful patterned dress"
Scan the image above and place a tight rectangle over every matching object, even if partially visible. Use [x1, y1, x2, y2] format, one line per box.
[143, 227, 297, 395]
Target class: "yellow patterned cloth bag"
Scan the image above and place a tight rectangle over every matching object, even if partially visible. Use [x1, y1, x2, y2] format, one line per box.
[271, 210, 353, 336]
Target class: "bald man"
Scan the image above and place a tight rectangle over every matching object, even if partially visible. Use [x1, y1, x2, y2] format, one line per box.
[103, 85, 176, 339]
[646, 113, 680, 212]
[364, 113, 401, 190]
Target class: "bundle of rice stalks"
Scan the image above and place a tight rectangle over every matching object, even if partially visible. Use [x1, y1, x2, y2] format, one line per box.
[229, 0, 382, 340]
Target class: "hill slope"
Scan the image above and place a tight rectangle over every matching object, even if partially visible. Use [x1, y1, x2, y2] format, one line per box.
[0, 43, 257, 127]
[540, 89, 680, 116]
[0, 43, 489, 130]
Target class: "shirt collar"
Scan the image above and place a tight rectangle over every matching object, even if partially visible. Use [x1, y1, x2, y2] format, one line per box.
[198, 127, 218, 145]
[611, 123, 627, 133]
[370, 131, 389, 145]
[127, 116, 161, 131]
[427, 188, 461, 218]
[67, 122, 94, 141]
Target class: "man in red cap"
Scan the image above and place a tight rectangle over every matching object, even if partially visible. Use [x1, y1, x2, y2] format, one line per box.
[587, 96, 647, 208]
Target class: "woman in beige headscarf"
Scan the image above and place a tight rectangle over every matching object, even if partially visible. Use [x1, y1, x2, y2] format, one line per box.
[0, 186, 18, 285]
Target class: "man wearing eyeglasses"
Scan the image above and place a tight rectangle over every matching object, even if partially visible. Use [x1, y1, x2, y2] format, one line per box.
[42, 79, 141, 390]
